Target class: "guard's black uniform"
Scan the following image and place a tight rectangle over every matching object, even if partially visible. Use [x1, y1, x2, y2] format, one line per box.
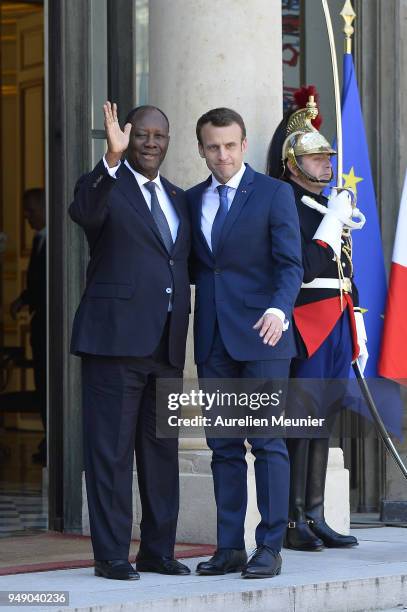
[289, 179, 358, 352]
[285, 179, 359, 550]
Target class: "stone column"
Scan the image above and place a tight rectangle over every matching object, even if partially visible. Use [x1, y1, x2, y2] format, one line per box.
[148, 0, 284, 550]
[149, 0, 284, 382]
[149, 0, 283, 188]
[142, 0, 350, 547]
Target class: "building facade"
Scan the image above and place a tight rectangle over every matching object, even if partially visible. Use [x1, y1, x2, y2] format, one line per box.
[1, 0, 406, 536]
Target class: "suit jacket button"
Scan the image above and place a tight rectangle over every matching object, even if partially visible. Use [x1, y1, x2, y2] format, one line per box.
[169, 259, 174, 266]
[166, 287, 172, 294]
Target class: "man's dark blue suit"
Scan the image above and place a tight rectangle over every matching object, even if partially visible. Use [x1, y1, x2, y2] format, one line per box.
[187, 164, 303, 551]
[70, 159, 190, 561]
[70, 160, 190, 364]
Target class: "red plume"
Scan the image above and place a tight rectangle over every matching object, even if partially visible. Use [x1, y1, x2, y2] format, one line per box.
[293, 85, 323, 130]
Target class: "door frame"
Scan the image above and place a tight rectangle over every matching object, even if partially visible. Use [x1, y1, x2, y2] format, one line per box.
[46, 0, 136, 532]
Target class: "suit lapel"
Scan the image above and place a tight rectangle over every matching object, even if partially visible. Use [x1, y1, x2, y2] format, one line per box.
[216, 164, 255, 256]
[192, 177, 213, 260]
[160, 177, 184, 254]
[115, 164, 169, 251]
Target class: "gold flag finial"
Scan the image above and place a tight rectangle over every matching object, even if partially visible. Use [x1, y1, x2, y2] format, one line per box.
[340, 0, 356, 54]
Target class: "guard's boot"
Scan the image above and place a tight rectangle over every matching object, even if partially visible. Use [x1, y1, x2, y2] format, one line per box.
[306, 438, 358, 548]
[284, 438, 324, 551]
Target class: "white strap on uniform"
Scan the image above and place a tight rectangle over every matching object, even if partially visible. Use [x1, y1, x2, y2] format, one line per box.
[301, 277, 351, 291]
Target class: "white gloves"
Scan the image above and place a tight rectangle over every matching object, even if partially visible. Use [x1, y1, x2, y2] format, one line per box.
[312, 210, 344, 258]
[328, 189, 366, 230]
[302, 189, 366, 258]
[354, 310, 369, 374]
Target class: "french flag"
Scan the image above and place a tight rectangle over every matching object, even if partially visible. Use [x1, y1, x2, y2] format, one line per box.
[379, 171, 407, 384]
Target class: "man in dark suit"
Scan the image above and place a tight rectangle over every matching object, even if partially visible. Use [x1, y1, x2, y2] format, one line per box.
[10, 189, 46, 465]
[187, 108, 303, 579]
[70, 102, 191, 580]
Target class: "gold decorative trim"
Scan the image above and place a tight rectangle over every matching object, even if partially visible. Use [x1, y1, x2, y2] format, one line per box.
[1, 85, 17, 96]
[1, 3, 42, 16]
[340, 0, 356, 54]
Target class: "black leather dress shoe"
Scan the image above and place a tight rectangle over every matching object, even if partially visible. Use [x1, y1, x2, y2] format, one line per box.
[241, 545, 282, 579]
[284, 521, 324, 551]
[136, 556, 190, 575]
[94, 559, 140, 580]
[196, 549, 247, 575]
[308, 519, 358, 548]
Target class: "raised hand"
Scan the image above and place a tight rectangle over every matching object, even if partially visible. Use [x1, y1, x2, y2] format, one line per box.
[103, 101, 132, 167]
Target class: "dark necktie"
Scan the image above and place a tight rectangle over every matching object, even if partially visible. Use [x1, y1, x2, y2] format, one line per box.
[144, 181, 174, 253]
[211, 185, 229, 253]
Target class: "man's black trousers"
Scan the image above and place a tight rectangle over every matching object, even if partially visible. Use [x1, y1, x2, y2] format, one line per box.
[81, 324, 181, 560]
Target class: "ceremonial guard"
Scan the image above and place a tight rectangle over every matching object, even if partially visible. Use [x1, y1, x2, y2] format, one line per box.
[267, 87, 368, 551]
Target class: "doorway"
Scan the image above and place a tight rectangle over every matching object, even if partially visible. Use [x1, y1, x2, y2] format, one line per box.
[0, 0, 46, 537]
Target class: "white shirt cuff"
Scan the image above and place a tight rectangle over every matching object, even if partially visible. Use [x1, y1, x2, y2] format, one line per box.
[103, 155, 121, 178]
[264, 308, 289, 331]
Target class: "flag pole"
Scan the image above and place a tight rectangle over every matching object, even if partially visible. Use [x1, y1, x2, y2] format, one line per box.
[340, 0, 356, 55]
[321, 0, 343, 188]
[321, 0, 407, 480]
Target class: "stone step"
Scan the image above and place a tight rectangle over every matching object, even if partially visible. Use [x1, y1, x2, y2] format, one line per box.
[1, 528, 407, 612]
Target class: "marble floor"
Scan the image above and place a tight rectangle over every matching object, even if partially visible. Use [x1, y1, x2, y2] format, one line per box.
[0, 428, 47, 537]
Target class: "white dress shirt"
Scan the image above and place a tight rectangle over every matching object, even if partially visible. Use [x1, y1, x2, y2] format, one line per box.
[201, 163, 246, 250]
[103, 156, 179, 242]
[201, 163, 288, 330]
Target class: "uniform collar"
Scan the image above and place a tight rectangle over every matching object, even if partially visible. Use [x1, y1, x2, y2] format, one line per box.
[288, 178, 328, 204]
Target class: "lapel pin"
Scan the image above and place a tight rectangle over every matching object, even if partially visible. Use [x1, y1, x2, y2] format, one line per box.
[241, 189, 247, 193]
[171, 190, 177, 196]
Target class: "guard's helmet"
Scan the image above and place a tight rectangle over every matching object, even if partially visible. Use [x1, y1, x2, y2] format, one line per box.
[267, 86, 336, 185]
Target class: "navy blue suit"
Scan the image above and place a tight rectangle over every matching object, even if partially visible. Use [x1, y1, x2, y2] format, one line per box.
[189, 165, 302, 364]
[187, 164, 303, 551]
[70, 160, 190, 366]
[70, 160, 191, 561]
